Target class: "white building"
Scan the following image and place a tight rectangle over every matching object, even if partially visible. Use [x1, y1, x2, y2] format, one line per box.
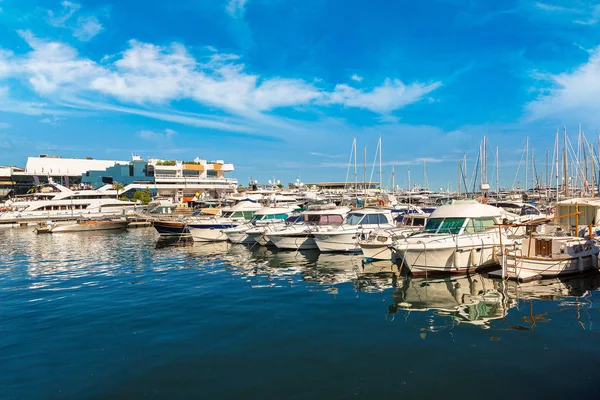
[144, 157, 237, 203]
[24, 155, 129, 177]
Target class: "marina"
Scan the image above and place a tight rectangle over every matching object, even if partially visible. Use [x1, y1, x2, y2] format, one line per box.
[2, 227, 600, 398]
[2, 0, 600, 396]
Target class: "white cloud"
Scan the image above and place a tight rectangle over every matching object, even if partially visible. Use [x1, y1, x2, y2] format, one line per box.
[324, 79, 441, 114]
[46, 1, 103, 41]
[351, 74, 363, 82]
[16, 30, 104, 94]
[47, 1, 80, 27]
[138, 128, 177, 142]
[526, 45, 600, 123]
[0, 33, 442, 133]
[226, 0, 247, 17]
[73, 16, 103, 41]
[39, 116, 64, 125]
[0, 122, 11, 129]
[574, 4, 600, 25]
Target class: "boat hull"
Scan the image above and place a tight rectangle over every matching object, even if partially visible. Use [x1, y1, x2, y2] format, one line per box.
[313, 231, 363, 252]
[225, 230, 253, 244]
[153, 221, 190, 236]
[49, 220, 128, 233]
[396, 244, 500, 275]
[189, 225, 235, 242]
[360, 243, 392, 261]
[269, 234, 318, 250]
[505, 252, 599, 280]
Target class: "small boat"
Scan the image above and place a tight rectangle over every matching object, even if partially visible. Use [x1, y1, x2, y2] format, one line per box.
[221, 207, 300, 245]
[37, 219, 129, 233]
[391, 201, 506, 274]
[312, 208, 396, 252]
[153, 220, 190, 236]
[499, 234, 600, 281]
[359, 213, 429, 261]
[264, 205, 350, 250]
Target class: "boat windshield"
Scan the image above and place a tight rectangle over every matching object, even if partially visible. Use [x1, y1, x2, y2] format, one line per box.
[345, 213, 365, 225]
[422, 217, 466, 234]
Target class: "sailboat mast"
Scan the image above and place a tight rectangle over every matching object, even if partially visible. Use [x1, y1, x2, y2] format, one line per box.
[364, 145, 367, 203]
[391, 165, 395, 194]
[379, 136, 382, 195]
[525, 136, 529, 192]
[555, 130, 559, 203]
[354, 138, 357, 191]
[408, 168, 411, 205]
[496, 146, 499, 195]
[563, 127, 568, 198]
[458, 160, 461, 197]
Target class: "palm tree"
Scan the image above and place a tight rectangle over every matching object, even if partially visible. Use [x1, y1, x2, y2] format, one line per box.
[113, 182, 125, 200]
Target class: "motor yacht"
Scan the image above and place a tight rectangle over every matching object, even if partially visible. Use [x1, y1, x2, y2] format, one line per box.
[265, 205, 351, 250]
[391, 202, 506, 274]
[312, 208, 396, 252]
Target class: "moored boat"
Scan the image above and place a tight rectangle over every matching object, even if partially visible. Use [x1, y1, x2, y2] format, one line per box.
[391, 202, 506, 275]
[36, 218, 129, 233]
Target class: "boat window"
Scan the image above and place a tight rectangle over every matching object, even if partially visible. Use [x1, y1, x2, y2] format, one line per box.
[345, 213, 364, 225]
[377, 214, 389, 224]
[243, 211, 254, 220]
[362, 214, 381, 225]
[321, 214, 343, 224]
[438, 218, 466, 234]
[221, 211, 233, 218]
[412, 217, 426, 227]
[423, 218, 443, 233]
[232, 211, 244, 218]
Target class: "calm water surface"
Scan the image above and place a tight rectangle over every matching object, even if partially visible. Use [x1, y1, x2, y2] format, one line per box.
[1, 227, 600, 399]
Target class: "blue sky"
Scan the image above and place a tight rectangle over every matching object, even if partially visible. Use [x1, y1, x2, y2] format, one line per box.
[1, 0, 600, 189]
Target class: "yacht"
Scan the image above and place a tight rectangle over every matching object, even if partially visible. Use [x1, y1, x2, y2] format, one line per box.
[265, 205, 351, 250]
[187, 200, 265, 242]
[312, 208, 396, 252]
[0, 180, 139, 221]
[359, 212, 429, 261]
[222, 206, 300, 245]
[391, 202, 506, 274]
[498, 231, 600, 280]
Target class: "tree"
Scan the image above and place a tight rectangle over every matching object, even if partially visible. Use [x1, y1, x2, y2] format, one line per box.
[132, 188, 152, 205]
[113, 182, 125, 200]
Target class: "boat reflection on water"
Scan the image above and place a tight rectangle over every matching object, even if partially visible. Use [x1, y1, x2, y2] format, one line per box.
[390, 273, 510, 329]
[500, 272, 600, 331]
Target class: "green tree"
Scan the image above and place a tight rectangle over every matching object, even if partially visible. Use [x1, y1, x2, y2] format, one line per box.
[132, 188, 152, 205]
[113, 182, 125, 200]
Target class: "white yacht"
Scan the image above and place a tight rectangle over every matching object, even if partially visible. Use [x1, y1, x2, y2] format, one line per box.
[312, 208, 396, 252]
[360, 213, 429, 261]
[222, 206, 300, 245]
[0, 181, 139, 221]
[498, 233, 600, 280]
[265, 205, 351, 250]
[187, 200, 264, 242]
[391, 202, 506, 274]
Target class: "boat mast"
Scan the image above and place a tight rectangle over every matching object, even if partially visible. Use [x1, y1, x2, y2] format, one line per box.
[408, 167, 411, 205]
[391, 165, 395, 194]
[457, 160, 461, 197]
[379, 136, 383, 195]
[496, 146, 499, 195]
[363, 145, 367, 205]
[354, 138, 357, 191]
[525, 136, 529, 193]
[563, 127, 568, 198]
[423, 158, 427, 190]
[555, 130, 559, 203]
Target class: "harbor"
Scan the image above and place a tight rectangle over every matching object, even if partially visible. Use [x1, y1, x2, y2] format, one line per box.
[2, 0, 600, 395]
[2, 227, 600, 398]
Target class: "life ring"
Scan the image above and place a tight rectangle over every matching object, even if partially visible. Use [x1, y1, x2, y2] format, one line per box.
[476, 196, 488, 204]
[378, 199, 385, 206]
